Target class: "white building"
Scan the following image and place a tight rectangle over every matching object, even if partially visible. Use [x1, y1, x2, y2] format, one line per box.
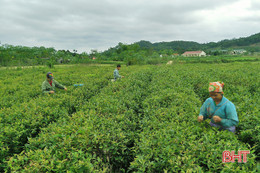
[182, 51, 206, 57]
[232, 49, 247, 55]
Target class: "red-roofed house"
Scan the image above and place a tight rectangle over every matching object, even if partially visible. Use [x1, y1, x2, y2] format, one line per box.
[182, 51, 206, 57]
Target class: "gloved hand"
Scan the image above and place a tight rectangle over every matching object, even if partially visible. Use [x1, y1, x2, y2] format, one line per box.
[213, 116, 222, 123]
[197, 115, 204, 122]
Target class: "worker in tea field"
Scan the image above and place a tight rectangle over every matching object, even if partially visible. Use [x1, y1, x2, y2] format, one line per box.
[113, 64, 124, 81]
[42, 72, 67, 94]
[197, 82, 238, 133]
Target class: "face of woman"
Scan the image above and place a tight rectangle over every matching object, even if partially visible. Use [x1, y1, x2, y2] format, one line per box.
[209, 92, 223, 102]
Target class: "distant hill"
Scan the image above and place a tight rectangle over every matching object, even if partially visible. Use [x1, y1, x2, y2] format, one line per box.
[135, 32, 260, 52]
[137, 40, 201, 51]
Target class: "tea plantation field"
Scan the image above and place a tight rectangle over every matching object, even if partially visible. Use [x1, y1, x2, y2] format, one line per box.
[0, 62, 259, 172]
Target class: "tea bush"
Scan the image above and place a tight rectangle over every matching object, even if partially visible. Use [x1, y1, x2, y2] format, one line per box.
[0, 62, 259, 172]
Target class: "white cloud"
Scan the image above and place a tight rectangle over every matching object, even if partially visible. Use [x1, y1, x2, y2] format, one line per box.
[0, 0, 259, 52]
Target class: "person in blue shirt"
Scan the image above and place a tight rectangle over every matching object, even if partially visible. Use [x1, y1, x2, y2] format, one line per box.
[197, 81, 239, 133]
[113, 64, 124, 81]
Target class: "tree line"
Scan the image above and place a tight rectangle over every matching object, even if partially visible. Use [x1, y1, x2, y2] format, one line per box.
[0, 32, 259, 66]
[0, 45, 90, 67]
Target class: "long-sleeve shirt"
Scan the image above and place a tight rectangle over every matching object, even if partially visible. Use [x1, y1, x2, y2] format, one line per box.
[42, 79, 65, 94]
[113, 69, 121, 80]
[199, 96, 239, 127]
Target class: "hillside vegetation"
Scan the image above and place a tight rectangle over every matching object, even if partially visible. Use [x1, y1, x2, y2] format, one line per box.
[0, 33, 260, 67]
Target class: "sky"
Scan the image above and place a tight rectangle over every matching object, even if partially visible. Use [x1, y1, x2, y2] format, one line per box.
[0, 0, 259, 53]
